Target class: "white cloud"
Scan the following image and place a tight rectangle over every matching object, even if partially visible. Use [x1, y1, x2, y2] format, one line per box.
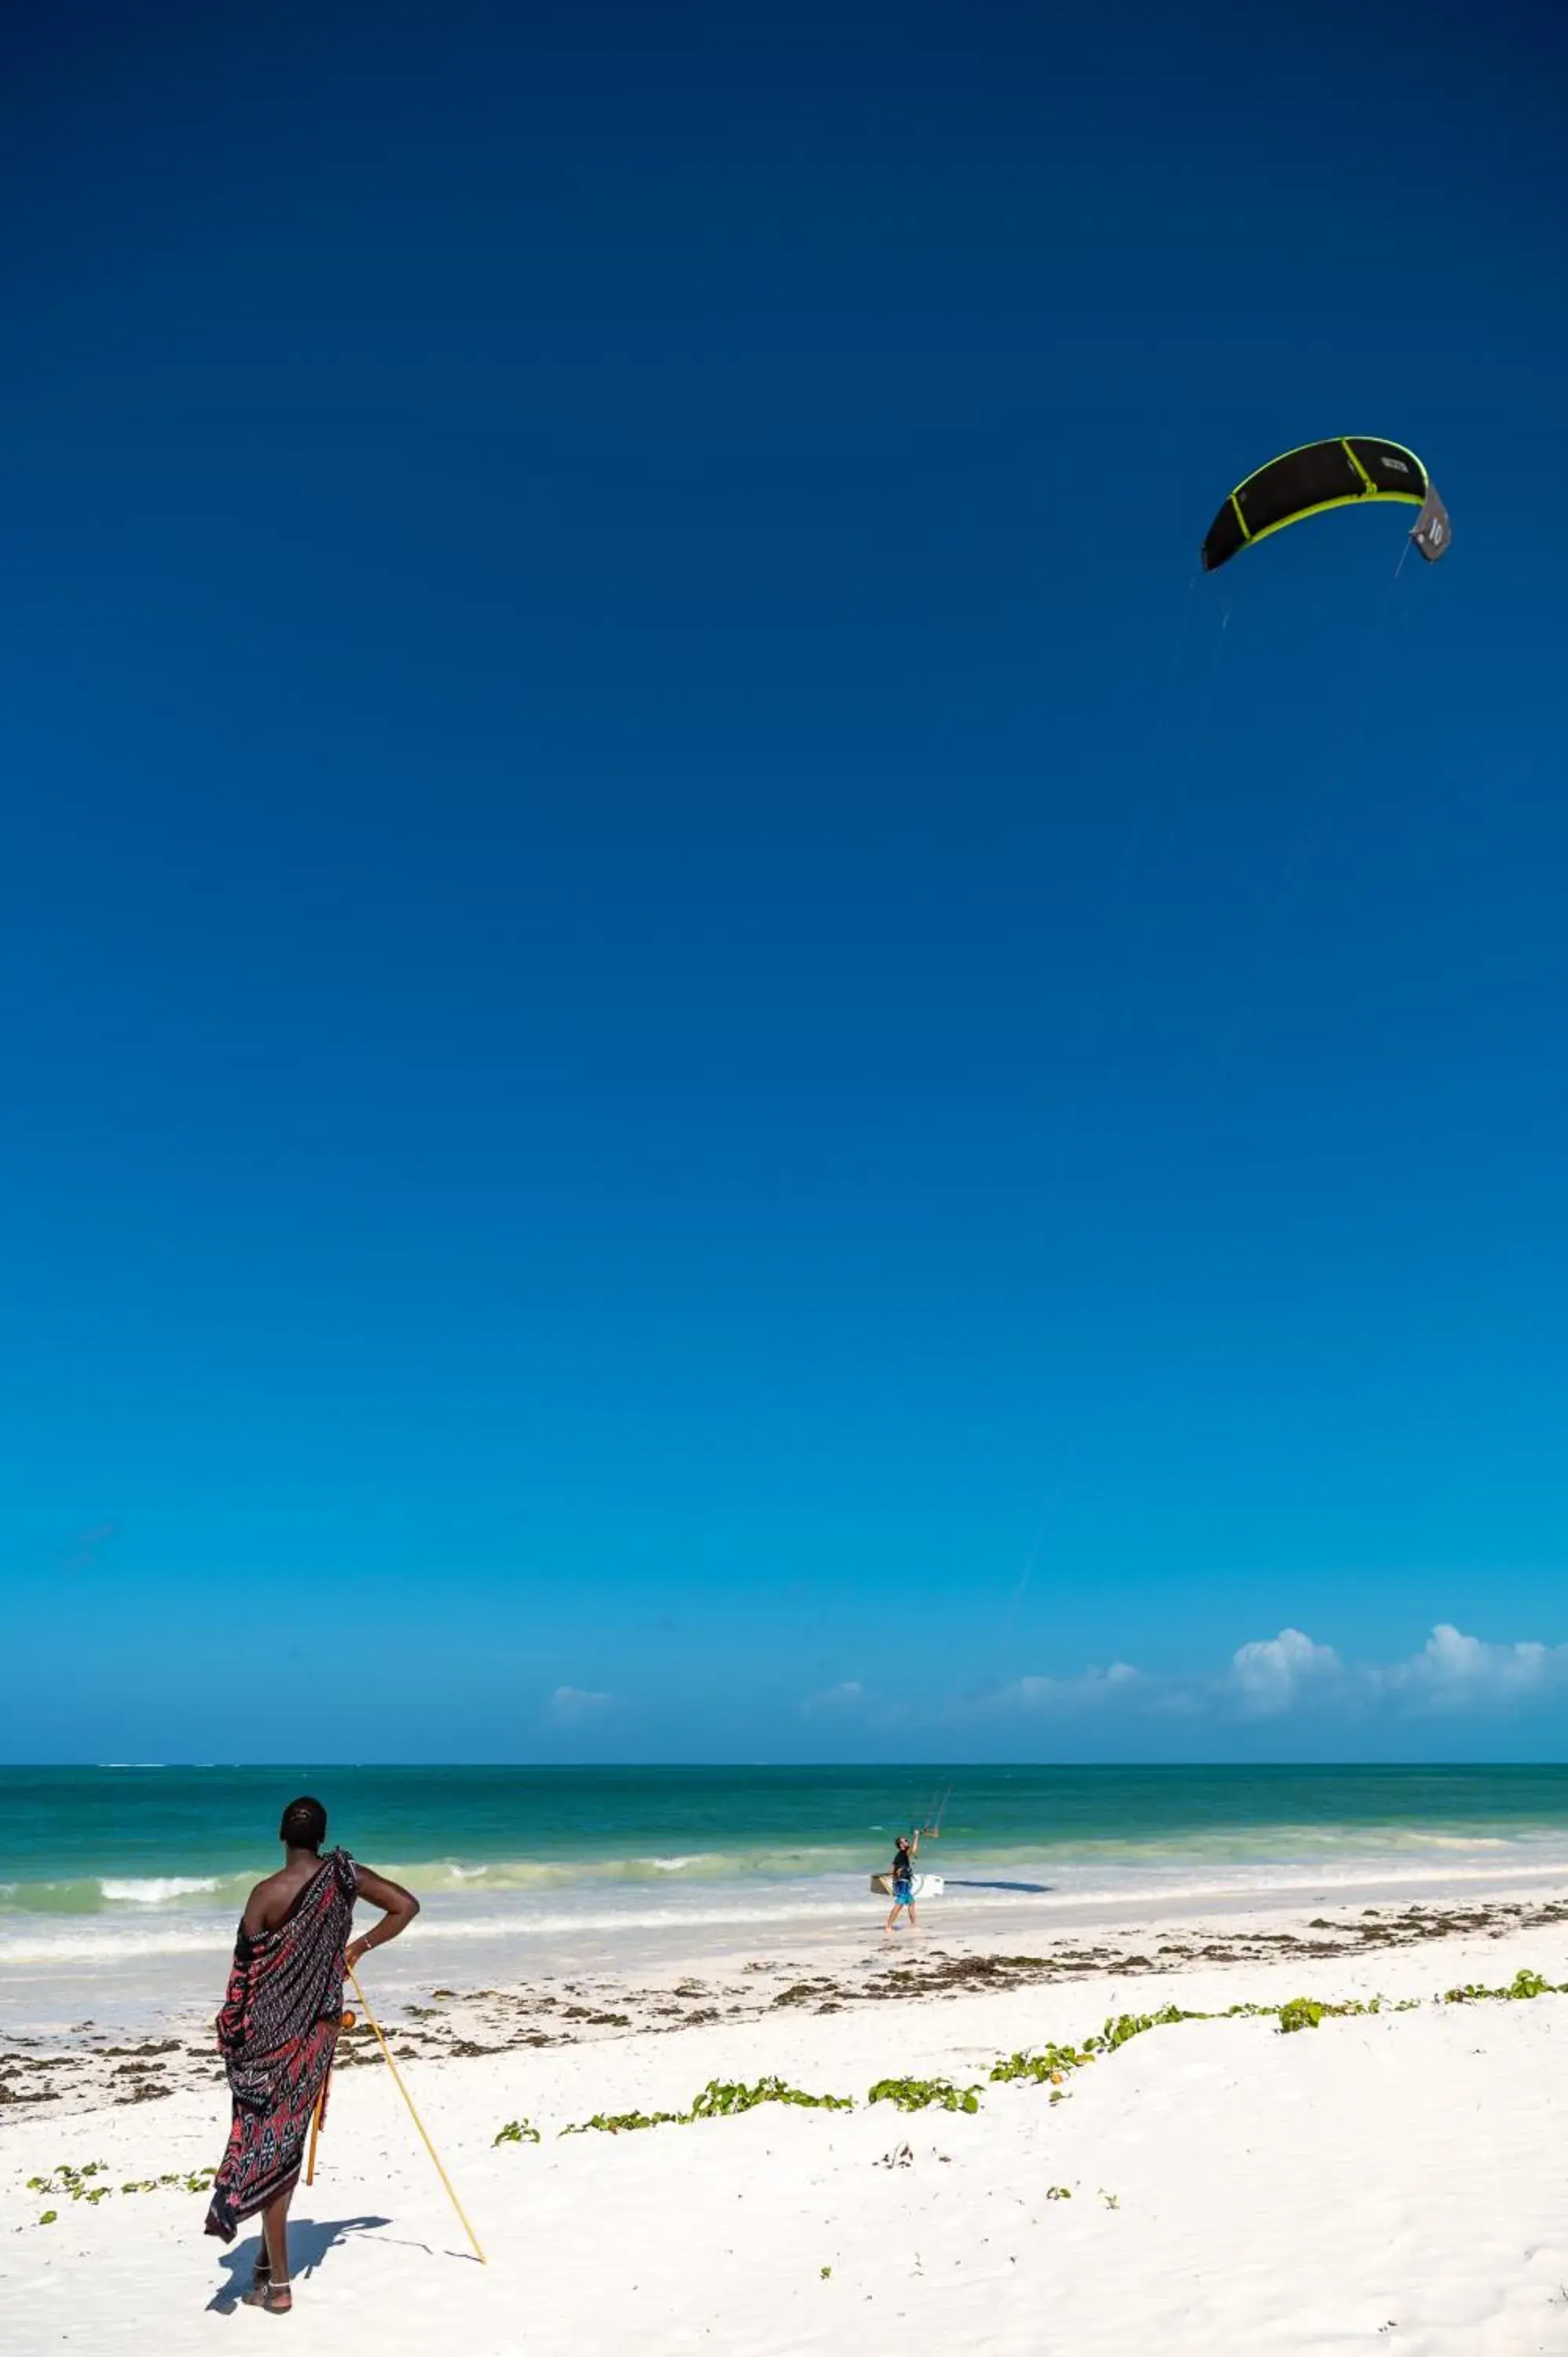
[945, 1622, 1568, 1727]
[1221, 1622, 1568, 1718]
[803, 1680, 863, 1716]
[1226, 1628, 1342, 1716]
[987, 1661, 1142, 1713]
[548, 1685, 614, 1721]
[1375, 1623, 1568, 1710]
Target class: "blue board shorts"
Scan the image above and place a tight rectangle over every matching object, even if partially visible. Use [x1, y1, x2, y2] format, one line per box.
[892, 1876, 914, 1904]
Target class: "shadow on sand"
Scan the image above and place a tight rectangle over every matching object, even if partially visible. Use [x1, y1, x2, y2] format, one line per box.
[944, 1877, 1053, 1895]
[208, 2213, 392, 2312]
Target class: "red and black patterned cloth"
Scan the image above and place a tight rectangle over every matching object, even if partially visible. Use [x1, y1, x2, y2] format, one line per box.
[204, 1849, 358, 2242]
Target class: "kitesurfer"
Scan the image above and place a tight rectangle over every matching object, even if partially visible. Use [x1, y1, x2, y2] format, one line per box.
[883, 1827, 921, 1933]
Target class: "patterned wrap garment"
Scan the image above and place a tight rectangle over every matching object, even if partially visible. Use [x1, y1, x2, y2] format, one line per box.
[204, 1848, 358, 2242]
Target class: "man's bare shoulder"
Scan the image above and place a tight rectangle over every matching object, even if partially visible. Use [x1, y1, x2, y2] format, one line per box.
[241, 1867, 295, 1934]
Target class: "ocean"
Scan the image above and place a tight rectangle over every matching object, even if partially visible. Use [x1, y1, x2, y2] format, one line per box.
[5, 1762, 1568, 2032]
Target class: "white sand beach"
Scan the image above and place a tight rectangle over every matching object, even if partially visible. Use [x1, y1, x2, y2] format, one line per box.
[5, 1891, 1568, 2355]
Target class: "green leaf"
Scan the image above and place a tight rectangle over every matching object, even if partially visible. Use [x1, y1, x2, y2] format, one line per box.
[867, 2076, 983, 2115]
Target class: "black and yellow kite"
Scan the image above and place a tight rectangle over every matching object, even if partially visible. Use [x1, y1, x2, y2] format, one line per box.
[1201, 438, 1451, 573]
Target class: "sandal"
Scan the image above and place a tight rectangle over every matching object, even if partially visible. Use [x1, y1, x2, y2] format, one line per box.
[241, 2276, 291, 2314]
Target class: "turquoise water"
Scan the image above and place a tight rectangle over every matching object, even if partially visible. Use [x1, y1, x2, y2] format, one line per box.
[2, 1763, 1565, 2036]
[4, 1764, 1567, 2032]
[5, 1761, 1568, 1925]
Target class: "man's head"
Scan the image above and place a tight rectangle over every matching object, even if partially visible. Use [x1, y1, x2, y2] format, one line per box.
[279, 1794, 328, 1853]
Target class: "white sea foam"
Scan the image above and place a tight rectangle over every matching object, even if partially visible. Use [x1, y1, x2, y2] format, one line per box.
[3, 1849, 1568, 2011]
[374, 1849, 756, 1893]
[98, 1877, 222, 1904]
[0, 1924, 233, 1964]
[407, 1857, 1568, 1937]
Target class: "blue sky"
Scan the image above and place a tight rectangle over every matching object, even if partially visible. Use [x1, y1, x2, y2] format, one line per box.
[2, 0, 1566, 1763]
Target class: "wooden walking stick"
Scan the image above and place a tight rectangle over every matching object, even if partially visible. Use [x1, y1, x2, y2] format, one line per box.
[347, 1965, 488, 2265]
[305, 2012, 352, 2187]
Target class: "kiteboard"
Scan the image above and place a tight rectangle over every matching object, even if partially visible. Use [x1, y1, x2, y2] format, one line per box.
[870, 1872, 944, 1899]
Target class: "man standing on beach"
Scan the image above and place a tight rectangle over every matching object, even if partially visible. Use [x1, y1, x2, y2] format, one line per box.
[204, 1795, 419, 2314]
[884, 1828, 921, 1933]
